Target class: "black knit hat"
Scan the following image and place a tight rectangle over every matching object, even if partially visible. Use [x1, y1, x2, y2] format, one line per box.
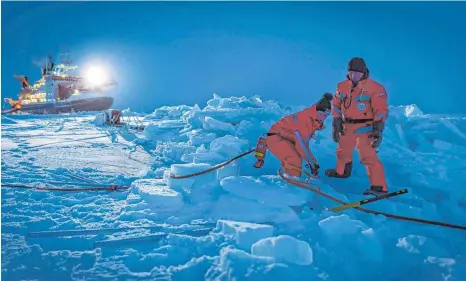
[316, 93, 333, 112]
[348, 57, 367, 73]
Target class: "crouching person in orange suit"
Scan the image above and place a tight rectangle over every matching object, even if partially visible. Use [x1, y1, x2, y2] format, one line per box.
[325, 57, 389, 195]
[266, 93, 333, 179]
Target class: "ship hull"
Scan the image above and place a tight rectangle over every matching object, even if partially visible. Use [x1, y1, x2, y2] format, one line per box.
[4, 97, 114, 114]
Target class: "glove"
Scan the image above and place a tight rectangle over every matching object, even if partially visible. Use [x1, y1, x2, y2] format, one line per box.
[332, 117, 344, 143]
[305, 162, 320, 177]
[369, 120, 384, 148]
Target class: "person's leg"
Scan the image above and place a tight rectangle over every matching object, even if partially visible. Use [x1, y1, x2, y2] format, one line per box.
[266, 135, 302, 177]
[356, 128, 388, 192]
[326, 124, 356, 178]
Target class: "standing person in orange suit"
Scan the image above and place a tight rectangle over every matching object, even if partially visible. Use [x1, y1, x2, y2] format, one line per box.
[261, 93, 333, 179]
[325, 57, 389, 195]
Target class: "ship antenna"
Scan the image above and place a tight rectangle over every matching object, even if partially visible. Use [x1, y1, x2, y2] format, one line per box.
[43, 56, 47, 76]
[59, 45, 72, 65]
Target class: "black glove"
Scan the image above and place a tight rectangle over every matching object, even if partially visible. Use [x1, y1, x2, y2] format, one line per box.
[305, 162, 320, 177]
[369, 120, 384, 148]
[332, 117, 344, 143]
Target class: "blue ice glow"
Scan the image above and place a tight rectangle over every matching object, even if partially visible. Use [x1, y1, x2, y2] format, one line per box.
[2, 95, 466, 280]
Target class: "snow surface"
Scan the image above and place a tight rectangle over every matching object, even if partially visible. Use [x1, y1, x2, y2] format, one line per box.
[132, 179, 184, 210]
[251, 235, 313, 266]
[2, 94, 466, 281]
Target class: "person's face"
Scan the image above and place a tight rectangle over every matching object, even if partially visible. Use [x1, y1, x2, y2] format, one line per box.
[348, 71, 364, 83]
[315, 109, 330, 129]
[317, 110, 329, 123]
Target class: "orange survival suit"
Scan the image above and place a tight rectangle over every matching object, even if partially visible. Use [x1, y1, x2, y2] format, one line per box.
[265, 93, 333, 178]
[325, 57, 389, 194]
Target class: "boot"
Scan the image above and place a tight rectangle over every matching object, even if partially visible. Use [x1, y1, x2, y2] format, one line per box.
[363, 185, 388, 196]
[325, 161, 352, 178]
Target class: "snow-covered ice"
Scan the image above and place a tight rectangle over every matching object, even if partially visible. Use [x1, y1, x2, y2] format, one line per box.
[216, 220, 274, 251]
[2, 95, 466, 281]
[252, 235, 313, 266]
[132, 179, 184, 210]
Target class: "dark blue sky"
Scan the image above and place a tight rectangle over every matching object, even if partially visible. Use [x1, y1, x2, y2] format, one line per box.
[2, 1, 466, 113]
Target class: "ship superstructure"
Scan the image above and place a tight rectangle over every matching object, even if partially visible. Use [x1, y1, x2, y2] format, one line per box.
[3, 51, 116, 114]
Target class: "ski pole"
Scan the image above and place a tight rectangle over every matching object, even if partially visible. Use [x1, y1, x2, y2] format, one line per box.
[332, 189, 408, 212]
[27, 223, 218, 238]
[93, 227, 213, 248]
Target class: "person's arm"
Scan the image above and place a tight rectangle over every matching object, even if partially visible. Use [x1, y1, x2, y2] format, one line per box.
[371, 85, 389, 122]
[332, 88, 343, 119]
[331, 88, 345, 143]
[369, 84, 389, 148]
[293, 112, 320, 174]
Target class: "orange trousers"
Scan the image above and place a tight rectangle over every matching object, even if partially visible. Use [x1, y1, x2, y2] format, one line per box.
[266, 134, 302, 177]
[336, 123, 388, 191]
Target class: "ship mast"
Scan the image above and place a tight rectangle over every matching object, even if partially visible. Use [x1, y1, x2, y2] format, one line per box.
[59, 45, 72, 66]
